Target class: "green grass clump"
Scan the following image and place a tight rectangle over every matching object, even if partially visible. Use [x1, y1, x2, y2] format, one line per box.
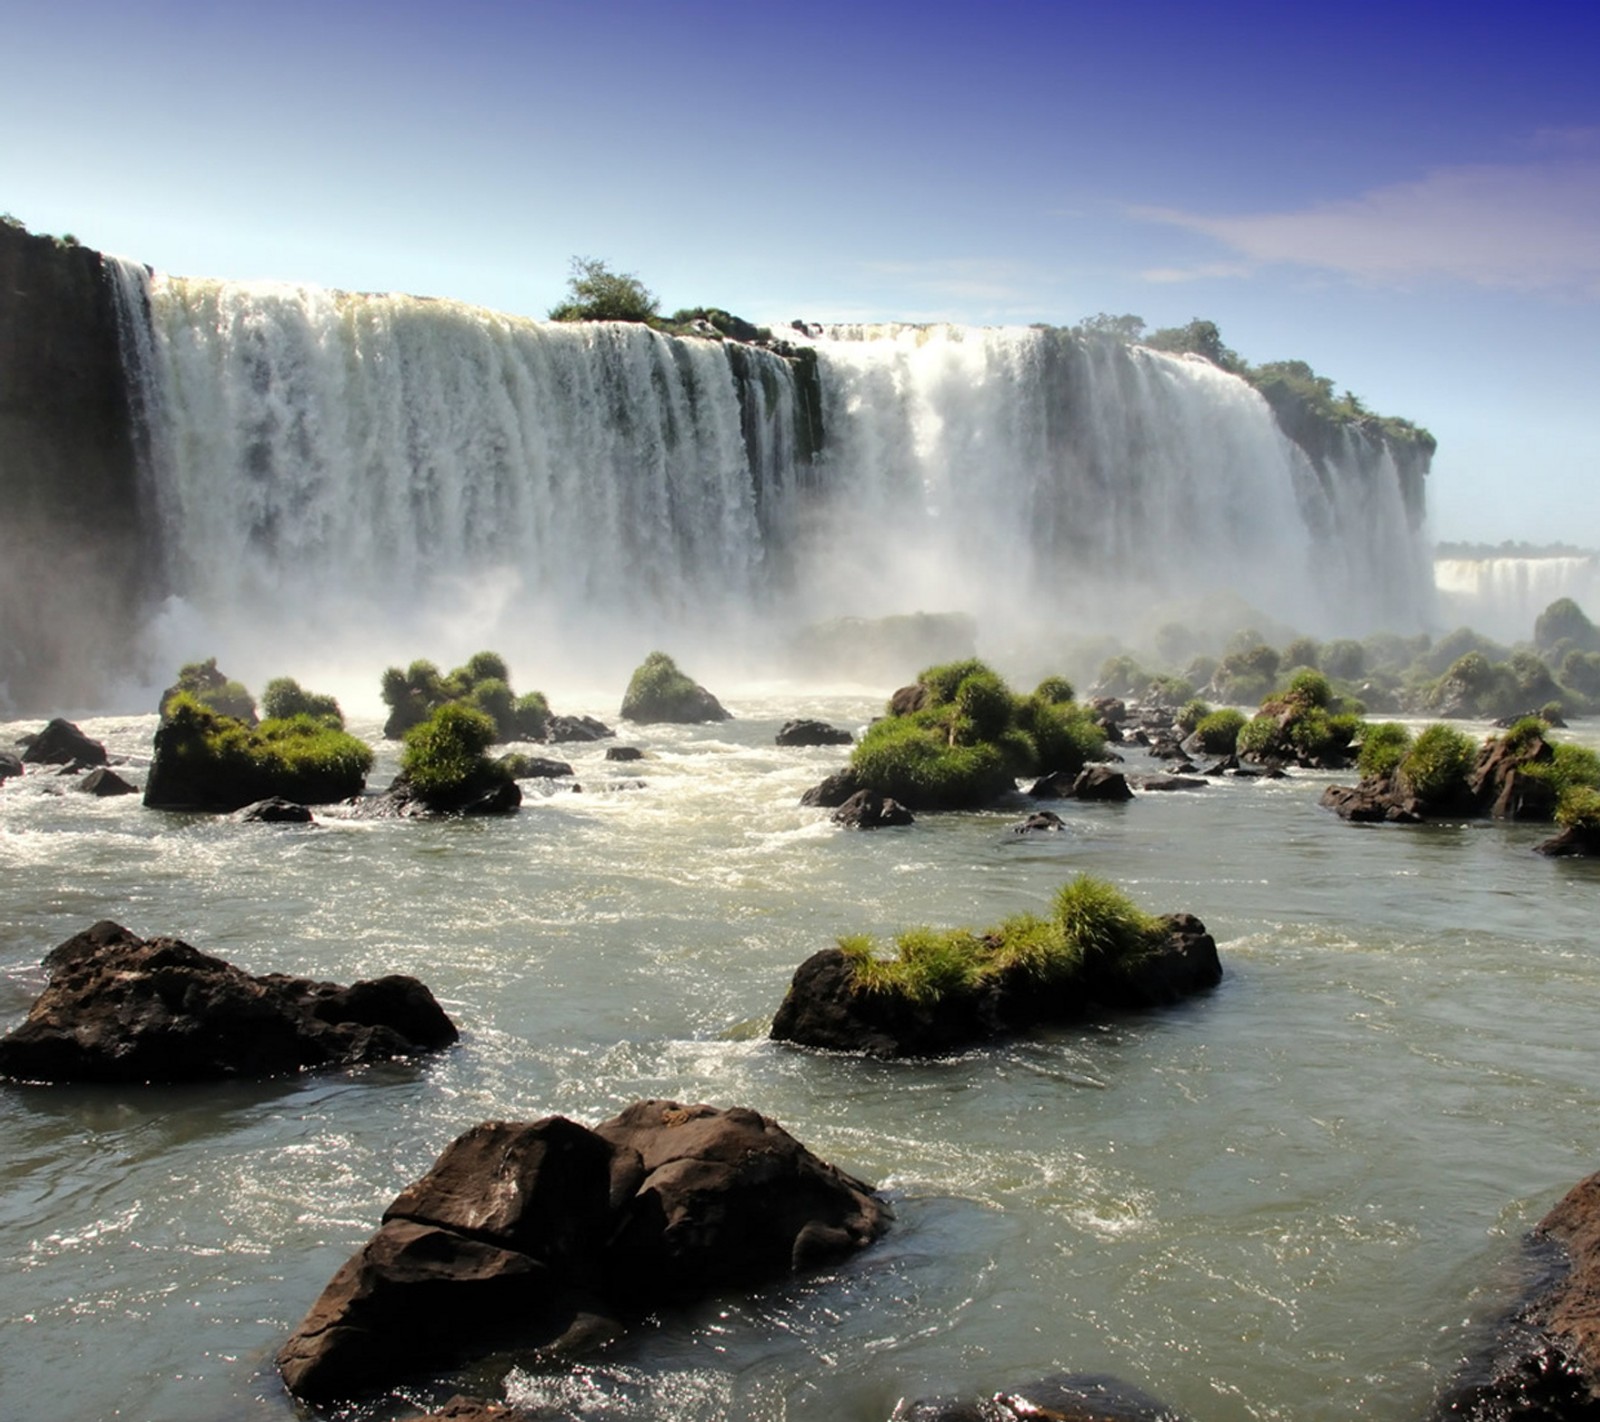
[1236, 714, 1281, 761]
[849, 660, 1104, 808]
[162, 657, 257, 723]
[1177, 699, 1211, 735]
[1397, 724, 1476, 805]
[260, 676, 344, 727]
[401, 703, 507, 800]
[1556, 785, 1600, 830]
[1357, 722, 1412, 780]
[381, 650, 550, 741]
[1032, 676, 1076, 705]
[1193, 708, 1246, 754]
[1526, 741, 1600, 799]
[155, 693, 372, 805]
[1281, 667, 1334, 710]
[840, 875, 1167, 1004]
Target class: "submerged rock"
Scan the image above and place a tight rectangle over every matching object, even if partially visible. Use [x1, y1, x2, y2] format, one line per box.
[234, 796, 313, 823]
[0, 921, 458, 1083]
[770, 913, 1221, 1059]
[277, 1100, 889, 1401]
[894, 1372, 1188, 1421]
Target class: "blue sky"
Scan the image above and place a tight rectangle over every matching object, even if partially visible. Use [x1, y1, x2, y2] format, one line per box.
[4, 0, 1596, 547]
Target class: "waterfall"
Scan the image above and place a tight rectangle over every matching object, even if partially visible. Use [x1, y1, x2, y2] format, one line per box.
[104, 275, 1435, 700]
[1434, 556, 1600, 641]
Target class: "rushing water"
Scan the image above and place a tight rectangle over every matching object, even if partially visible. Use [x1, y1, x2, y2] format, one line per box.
[3, 695, 1598, 1422]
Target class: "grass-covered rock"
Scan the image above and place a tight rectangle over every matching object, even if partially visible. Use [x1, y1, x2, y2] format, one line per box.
[619, 651, 731, 724]
[144, 692, 373, 812]
[771, 874, 1220, 1057]
[159, 657, 257, 725]
[1233, 670, 1363, 769]
[379, 651, 553, 742]
[393, 704, 518, 814]
[842, 661, 1105, 812]
[261, 677, 344, 727]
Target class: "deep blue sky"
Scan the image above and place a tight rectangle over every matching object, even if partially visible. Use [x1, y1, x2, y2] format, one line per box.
[5, 0, 1596, 546]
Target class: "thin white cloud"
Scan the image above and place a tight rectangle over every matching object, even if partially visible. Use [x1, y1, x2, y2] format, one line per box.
[1133, 159, 1600, 297]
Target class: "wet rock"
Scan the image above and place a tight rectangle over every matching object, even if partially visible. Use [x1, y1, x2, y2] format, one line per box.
[776, 718, 854, 747]
[546, 714, 614, 743]
[1014, 810, 1065, 832]
[277, 1102, 889, 1401]
[20, 717, 107, 767]
[0, 751, 23, 781]
[800, 767, 863, 808]
[771, 915, 1220, 1059]
[1071, 766, 1133, 801]
[496, 753, 574, 780]
[1534, 824, 1600, 857]
[1134, 775, 1207, 792]
[604, 746, 645, 761]
[0, 920, 458, 1083]
[832, 789, 914, 829]
[234, 796, 313, 823]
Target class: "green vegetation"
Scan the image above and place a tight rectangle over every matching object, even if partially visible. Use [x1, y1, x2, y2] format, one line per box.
[1526, 741, 1600, 801]
[1556, 785, 1600, 831]
[1177, 699, 1211, 735]
[380, 651, 550, 741]
[619, 650, 728, 723]
[260, 677, 344, 727]
[848, 659, 1105, 810]
[1356, 722, 1412, 780]
[1535, 597, 1599, 655]
[400, 703, 509, 801]
[1192, 708, 1246, 754]
[1397, 724, 1476, 805]
[548, 256, 660, 323]
[151, 692, 372, 807]
[162, 657, 257, 724]
[838, 875, 1169, 1004]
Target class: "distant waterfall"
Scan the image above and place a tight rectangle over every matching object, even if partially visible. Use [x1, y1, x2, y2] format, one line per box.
[108, 275, 1435, 693]
[1434, 556, 1600, 641]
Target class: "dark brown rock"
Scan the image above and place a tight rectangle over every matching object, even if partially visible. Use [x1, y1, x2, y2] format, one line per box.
[776, 718, 854, 747]
[895, 1372, 1190, 1422]
[20, 717, 108, 767]
[0, 921, 457, 1083]
[604, 745, 644, 761]
[546, 714, 615, 742]
[1319, 783, 1424, 824]
[0, 751, 22, 781]
[233, 796, 312, 822]
[888, 683, 929, 717]
[1071, 766, 1133, 801]
[277, 1102, 888, 1401]
[800, 767, 863, 808]
[832, 789, 914, 828]
[1135, 775, 1207, 792]
[77, 767, 138, 797]
[1014, 810, 1065, 832]
[770, 914, 1220, 1059]
[1534, 824, 1600, 857]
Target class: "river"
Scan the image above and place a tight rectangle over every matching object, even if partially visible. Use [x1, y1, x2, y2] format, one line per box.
[2, 693, 1597, 1421]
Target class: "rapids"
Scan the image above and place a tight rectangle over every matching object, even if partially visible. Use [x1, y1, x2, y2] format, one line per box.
[2, 696, 1598, 1421]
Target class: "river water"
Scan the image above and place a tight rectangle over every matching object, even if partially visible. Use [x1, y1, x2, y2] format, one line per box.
[2, 694, 1597, 1422]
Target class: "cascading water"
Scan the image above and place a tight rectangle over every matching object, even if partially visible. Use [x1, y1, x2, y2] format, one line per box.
[1434, 555, 1600, 641]
[108, 274, 1434, 701]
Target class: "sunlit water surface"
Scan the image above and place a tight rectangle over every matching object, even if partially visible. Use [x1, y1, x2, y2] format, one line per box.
[3, 697, 1598, 1422]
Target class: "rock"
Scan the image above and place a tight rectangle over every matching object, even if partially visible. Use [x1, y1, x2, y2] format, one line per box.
[1027, 770, 1076, 799]
[888, 684, 928, 717]
[20, 717, 107, 767]
[1134, 775, 1206, 792]
[832, 789, 914, 829]
[496, 753, 574, 780]
[0, 921, 458, 1083]
[800, 767, 863, 808]
[619, 653, 731, 724]
[75, 766, 138, 797]
[894, 1372, 1190, 1422]
[1089, 696, 1128, 725]
[234, 797, 313, 823]
[604, 746, 645, 761]
[546, 714, 615, 743]
[277, 1102, 889, 1401]
[776, 718, 854, 748]
[413, 1400, 535, 1422]
[770, 915, 1220, 1059]
[1430, 1170, 1600, 1420]
[0, 751, 23, 781]
[1071, 767, 1133, 801]
[352, 774, 522, 819]
[1318, 782, 1424, 823]
[1014, 810, 1065, 832]
[1534, 824, 1600, 857]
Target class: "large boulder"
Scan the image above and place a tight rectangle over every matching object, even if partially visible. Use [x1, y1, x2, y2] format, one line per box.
[832, 789, 914, 829]
[76, 767, 138, 797]
[0, 921, 458, 1083]
[277, 1101, 889, 1401]
[1431, 1169, 1600, 1419]
[546, 714, 615, 743]
[776, 718, 854, 748]
[770, 915, 1220, 1059]
[619, 652, 731, 724]
[19, 717, 108, 767]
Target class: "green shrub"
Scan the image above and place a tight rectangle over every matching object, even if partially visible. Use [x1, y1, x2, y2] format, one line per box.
[1498, 716, 1550, 755]
[1015, 696, 1104, 774]
[850, 716, 1015, 809]
[1357, 722, 1411, 780]
[260, 676, 344, 727]
[1236, 714, 1280, 761]
[1095, 654, 1150, 698]
[1177, 699, 1211, 735]
[401, 703, 505, 800]
[1556, 785, 1600, 830]
[1526, 742, 1600, 799]
[382, 651, 548, 742]
[1281, 668, 1334, 710]
[514, 691, 551, 740]
[163, 657, 257, 723]
[918, 658, 993, 707]
[1033, 675, 1075, 704]
[467, 677, 517, 739]
[841, 875, 1166, 1004]
[1398, 724, 1476, 804]
[1146, 675, 1195, 706]
[1535, 597, 1599, 655]
[1321, 638, 1365, 681]
[463, 650, 510, 684]
[548, 256, 659, 323]
[1193, 708, 1246, 753]
[1282, 637, 1320, 672]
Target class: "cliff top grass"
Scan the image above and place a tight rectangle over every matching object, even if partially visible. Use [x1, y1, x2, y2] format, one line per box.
[848, 659, 1104, 810]
[839, 875, 1168, 1005]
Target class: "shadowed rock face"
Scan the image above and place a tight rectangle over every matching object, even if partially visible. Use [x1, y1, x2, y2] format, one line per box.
[771, 914, 1221, 1059]
[1431, 1170, 1600, 1421]
[0, 224, 153, 713]
[0, 921, 458, 1083]
[277, 1100, 891, 1402]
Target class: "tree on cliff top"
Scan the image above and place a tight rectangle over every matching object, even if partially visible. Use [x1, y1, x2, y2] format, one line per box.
[549, 256, 659, 323]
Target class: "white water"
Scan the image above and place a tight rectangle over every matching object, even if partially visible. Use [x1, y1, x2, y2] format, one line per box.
[1434, 557, 1600, 642]
[109, 278, 1435, 707]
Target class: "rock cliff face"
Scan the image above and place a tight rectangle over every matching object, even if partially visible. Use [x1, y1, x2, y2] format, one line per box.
[0, 222, 152, 713]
